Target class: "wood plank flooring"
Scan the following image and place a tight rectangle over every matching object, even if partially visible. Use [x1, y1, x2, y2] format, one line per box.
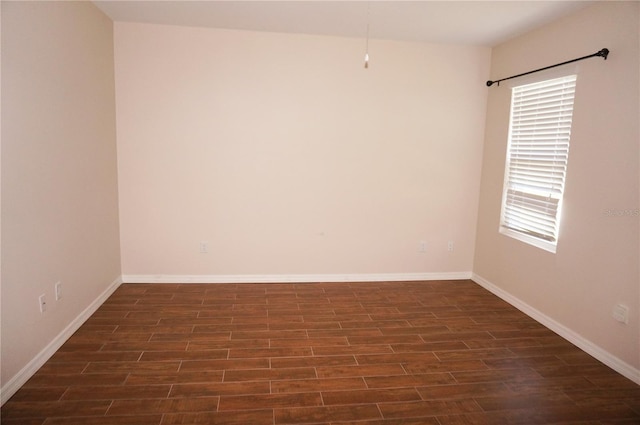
[2, 280, 639, 424]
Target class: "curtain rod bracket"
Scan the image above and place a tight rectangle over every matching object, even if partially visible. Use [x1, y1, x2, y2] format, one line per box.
[486, 48, 610, 87]
[596, 48, 609, 60]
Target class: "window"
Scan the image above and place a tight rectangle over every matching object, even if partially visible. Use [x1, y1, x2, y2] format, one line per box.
[499, 75, 577, 253]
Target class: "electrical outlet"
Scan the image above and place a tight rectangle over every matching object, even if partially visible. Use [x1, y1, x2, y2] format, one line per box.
[447, 241, 454, 251]
[39, 294, 47, 313]
[419, 241, 427, 253]
[612, 304, 629, 324]
[199, 241, 209, 254]
[55, 282, 62, 301]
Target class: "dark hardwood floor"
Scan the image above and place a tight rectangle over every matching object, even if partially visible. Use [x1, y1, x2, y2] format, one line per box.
[2, 280, 639, 424]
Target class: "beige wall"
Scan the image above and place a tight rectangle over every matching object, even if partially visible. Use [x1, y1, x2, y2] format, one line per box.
[1, 1, 120, 390]
[114, 23, 490, 279]
[474, 1, 639, 370]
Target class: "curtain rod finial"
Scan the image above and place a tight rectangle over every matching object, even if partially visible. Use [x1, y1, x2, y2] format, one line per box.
[486, 80, 494, 87]
[598, 48, 610, 60]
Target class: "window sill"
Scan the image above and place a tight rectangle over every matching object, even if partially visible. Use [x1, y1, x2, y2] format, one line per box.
[499, 227, 557, 254]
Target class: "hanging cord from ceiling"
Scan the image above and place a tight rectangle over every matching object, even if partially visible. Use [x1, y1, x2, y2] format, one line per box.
[364, 3, 370, 69]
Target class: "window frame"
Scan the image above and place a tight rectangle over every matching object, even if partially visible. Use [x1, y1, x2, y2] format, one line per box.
[498, 74, 578, 253]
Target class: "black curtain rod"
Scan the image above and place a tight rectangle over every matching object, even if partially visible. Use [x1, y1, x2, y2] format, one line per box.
[486, 48, 609, 87]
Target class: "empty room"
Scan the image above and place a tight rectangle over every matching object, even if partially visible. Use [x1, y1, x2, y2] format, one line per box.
[1, 0, 639, 424]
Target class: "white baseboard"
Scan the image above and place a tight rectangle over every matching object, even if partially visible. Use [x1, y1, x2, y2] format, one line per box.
[0, 276, 124, 406]
[472, 273, 640, 385]
[121, 271, 473, 284]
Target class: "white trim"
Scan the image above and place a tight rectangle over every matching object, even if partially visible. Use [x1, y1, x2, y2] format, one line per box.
[472, 273, 640, 385]
[0, 276, 124, 406]
[121, 272, 473, 284]
[499, 227, 557, 254]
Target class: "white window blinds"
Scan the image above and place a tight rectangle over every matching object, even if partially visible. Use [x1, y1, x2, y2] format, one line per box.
[500, 75, 577, 250]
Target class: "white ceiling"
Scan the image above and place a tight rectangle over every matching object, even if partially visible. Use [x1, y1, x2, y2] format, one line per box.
[93, 1, 593, 47]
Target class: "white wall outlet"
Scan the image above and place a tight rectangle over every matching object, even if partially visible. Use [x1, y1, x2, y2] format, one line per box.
[199, 241, 209, 253]
[612, 304, 629, 324]
[55, 282, 62, 301]
[419, 241, 427, 253]
[447, 241, 454, 251]
[39, 294, 47, 313]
